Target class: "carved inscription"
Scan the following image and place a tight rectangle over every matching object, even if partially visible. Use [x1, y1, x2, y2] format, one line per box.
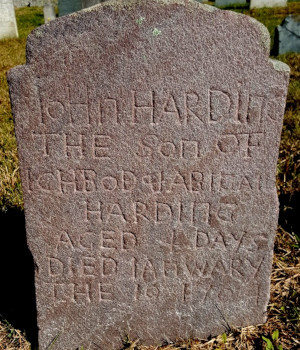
[32, 131, 266, 161]
[26, 168, 265, 194]
[29, 87, 273, 309]
[82, 198, 240, 226]
[32, 132, 111, 159]
[45, 282, 115, 304]
[217, 132, 265, 158]
[45, 227, 268, 304]
[35, 86, 282, 128]
[43, 204, 269, 304]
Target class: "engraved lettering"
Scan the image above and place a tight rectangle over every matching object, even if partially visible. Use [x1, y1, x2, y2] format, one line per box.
[79, 232, 95, 250]
[120, 170, 137, 191]
[169, 171, 190, 193]
[134, 201, 150, 223]
[132, 90, 154, 124]
[155, 202, 173, 223]
[216, 197, 237, 222]
[85, 200, 102, 222]
[142, 171, 164, 193]
[190, 172, 204, 191]
[93, 134, 111, 159]
[99, 283, 114, 301]
[101, 176, 118, 191]
[55, 230, 75, 252]
[37, 171, 60, 192]
[183, 283, 192, 302]
[180, 140, 200, 159]
[48, 257, 64, 277]
[64, 133, 84, 159]
[217, 132, 265, 158]
[143, 260, 157, 282]
[163, 260, 178, 278]
[68, 84, 90, 126]
[159, 141, 176, 158]
[161, 93, 181, 124]
[59, 169, 96, 193]
[106, 203, 126, 223]
[101, 231, 118, 250]
[82, 257, 97, 276]
[102, 257, 117, 277]
[32, 132, 63, 157]
[184, 92, 204, 124]
[209, 89, 231, 122]
[134, 283, 160, 300]
[71, 283, 91, 304]
[49, 100, 65, 119]
[122, 232, 137, 250]
[196, 231, 210, 248]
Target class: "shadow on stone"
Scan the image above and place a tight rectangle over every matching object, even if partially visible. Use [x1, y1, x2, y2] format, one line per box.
[0, 209, 38, 348]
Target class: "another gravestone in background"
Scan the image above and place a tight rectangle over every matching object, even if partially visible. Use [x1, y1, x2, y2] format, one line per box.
[0, 0, 18, 39]
[82, 0, 106, 8]
[274, 15, 300, 55]
[8, 0, 289, 349]
[250, 0, 287, 9]
[58, 0, 81, 16]
[43, 3, 56, 23]
[215, 0, 246, 7]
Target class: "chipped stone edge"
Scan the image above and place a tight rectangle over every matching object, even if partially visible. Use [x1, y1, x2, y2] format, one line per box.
[270, 58, 290, 73]
[13, 0, 291, 76]
[247, 16, 290, 74]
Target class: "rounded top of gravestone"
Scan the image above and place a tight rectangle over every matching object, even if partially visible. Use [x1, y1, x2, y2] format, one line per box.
[23, 0, 274, 65]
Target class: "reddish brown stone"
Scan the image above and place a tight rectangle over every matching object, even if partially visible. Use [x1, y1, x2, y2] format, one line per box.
[7, 1, 289, 349]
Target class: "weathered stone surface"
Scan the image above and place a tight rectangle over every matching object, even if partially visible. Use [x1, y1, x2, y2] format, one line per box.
[58, 0, 81, 16]
[43, 3, 56, 23]
[0, 0, 18, 39]
[8, 0, 289, 349]
[215, 0, 246, 7]
[274, 15, 300, 55]
[250, 0, 287, 9]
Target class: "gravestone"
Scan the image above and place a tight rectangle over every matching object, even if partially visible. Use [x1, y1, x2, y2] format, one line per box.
[43, 3, 56, 23]
[58, 0, 81, 16]
[8, 0, 290, 349]
[0, 0, 18, 39]
[274, 15, 300, 55]
[215, 0, 246, 7]
[250, 0, 287, 9]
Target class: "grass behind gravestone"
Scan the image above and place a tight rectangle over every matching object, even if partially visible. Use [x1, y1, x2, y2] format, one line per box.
[277, 53, 300, 195]
[0, 3, 299, 350]
[0, 7, 44, 211]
